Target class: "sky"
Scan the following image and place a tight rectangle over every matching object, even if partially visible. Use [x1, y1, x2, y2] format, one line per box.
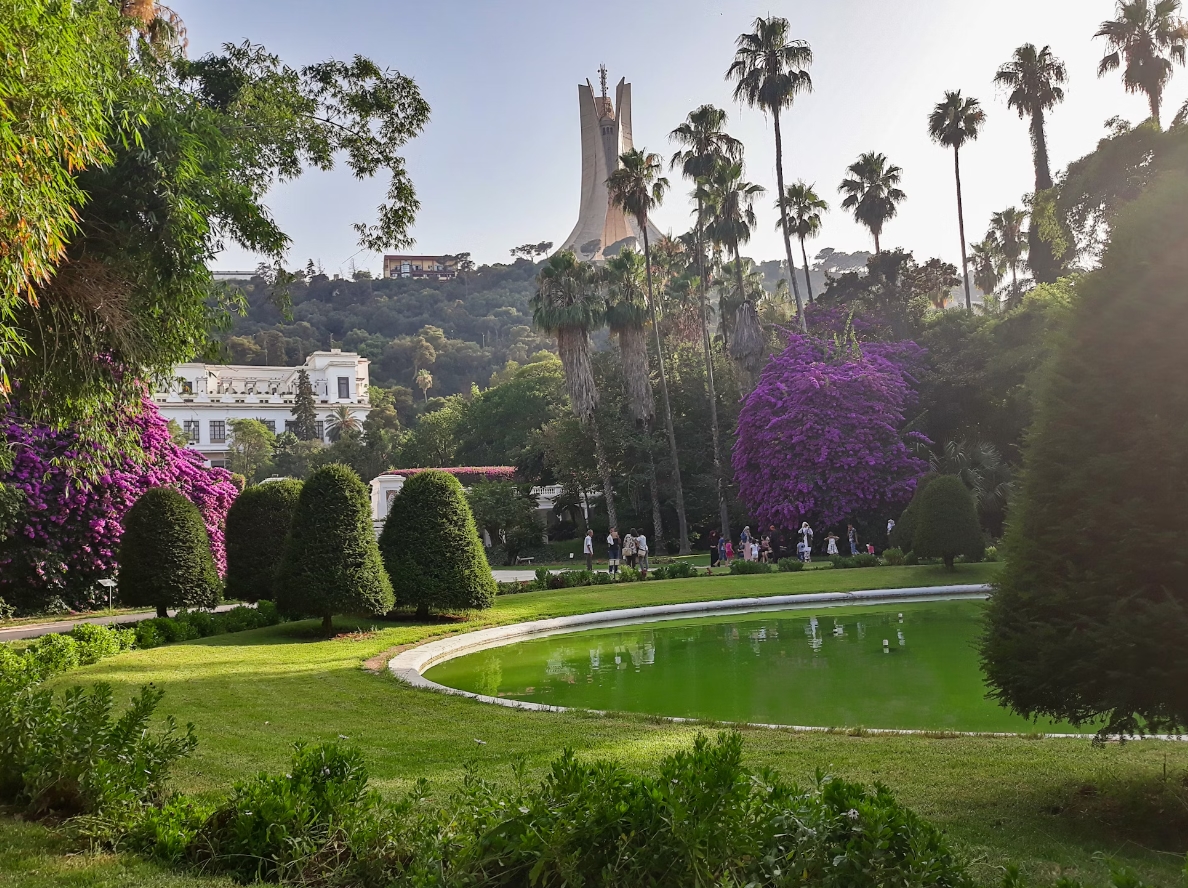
[174, 0, 1183, 277]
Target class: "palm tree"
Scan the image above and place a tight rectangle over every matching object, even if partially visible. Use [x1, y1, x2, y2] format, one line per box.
[602, 248, 664, 547]
[696, 161, 766, 381]
[774, 182, 828, 304]
[669, 105, 741, 541]
[606, 149, 690, 554]
[838, 152, 906, 254]
[1095, 0, 1188, 127]
[969, 237, 1007, 307]
[414, 368, 432, 402]
[928, 91, 986, 311]
[325, 405, 360, 442]
[987, 208, 1029, 307]
[995, 44, 1068, 284]
[531, 251, 617, 528]
[727, 15, 813, 332]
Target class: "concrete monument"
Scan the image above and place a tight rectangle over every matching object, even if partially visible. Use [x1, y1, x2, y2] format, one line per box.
[558, 66, 662, 263]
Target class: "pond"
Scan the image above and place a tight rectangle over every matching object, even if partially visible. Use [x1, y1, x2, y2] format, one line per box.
[424, 599, 1080, 733]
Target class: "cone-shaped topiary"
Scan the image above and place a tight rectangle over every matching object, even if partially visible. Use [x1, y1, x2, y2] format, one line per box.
[982, 161, 1188, 737]
[275, 464, 392, 633]
[379, 469, 496, 618]
[888, 474, 937, 552]
[224, 479, 303, 603]
[119, 487, 222, 618]
[910, 475, 983, 570]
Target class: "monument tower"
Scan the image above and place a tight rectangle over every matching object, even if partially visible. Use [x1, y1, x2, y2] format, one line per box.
[558, 66, 662, 263]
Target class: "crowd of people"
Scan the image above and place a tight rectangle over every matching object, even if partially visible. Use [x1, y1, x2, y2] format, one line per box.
[584, 527, 651, 576]
[707, 519, 897, 568]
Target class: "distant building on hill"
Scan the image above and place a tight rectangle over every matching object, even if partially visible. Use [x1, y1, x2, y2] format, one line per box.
[154, 350, 372, 468]
[383, 254, 459, 280]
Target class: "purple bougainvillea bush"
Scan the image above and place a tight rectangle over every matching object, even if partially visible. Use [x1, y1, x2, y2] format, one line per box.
[0, 398, 238, 613]
[733, 333, 930, 531]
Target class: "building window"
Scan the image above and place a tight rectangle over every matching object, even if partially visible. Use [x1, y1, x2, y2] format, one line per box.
[285, 420, 296, 435]
[337, 376, 349, 399]
[182, 420, 199, 443]
[210, 421, 226, 443]
[314, 421, 325, 441]
[259, 419, 276, 433]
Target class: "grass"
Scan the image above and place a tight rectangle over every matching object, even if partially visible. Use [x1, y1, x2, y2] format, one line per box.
[10, 563, 1188, 887]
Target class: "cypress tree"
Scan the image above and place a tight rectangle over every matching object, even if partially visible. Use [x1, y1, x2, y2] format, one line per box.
[224, 479, 303, 603]
[981, 161, 1188, 736]
[889, 474, 937, 552]
[276, 464, 392, 633]
[379, 470, 496, 619]
[910, 475, 983, 570]
[291, 369, 319, 441]
[119, 487, 222, 618]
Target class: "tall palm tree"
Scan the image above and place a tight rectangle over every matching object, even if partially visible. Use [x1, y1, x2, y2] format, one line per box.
[606, 148, 690, 555]
[696, 161, 766, 381]
[669, 105, 741, 541]
[987, 208, 1029, 308]
[995, 44, 1068, 284]
[838, 152, 906, 254]
[1095, 0, 1188, 127]
[969, 236, 1007, 307]
[325, 405, 360, 442]
[775, 182, 828, 304]
[727, 15, 813, 332]
[531, 252, 617, 528]
[414, 368, 432, 402]
[602, 248, 664, 547]
[928, 91, 986, 311]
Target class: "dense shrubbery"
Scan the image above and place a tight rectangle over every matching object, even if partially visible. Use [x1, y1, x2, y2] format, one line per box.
[277, 465, 393, 633]
[730, 560, 772, 575]
[381, 469, 496, 617]
[830, 553, 882, 570]
[911, 476, 984, 570]
[882, 547, 906, 565]
[777, 557, 805, 572]
[223, 479, 303, 603]
[118, 488, 223, 618]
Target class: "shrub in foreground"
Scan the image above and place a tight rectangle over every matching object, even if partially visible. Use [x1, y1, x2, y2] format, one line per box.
[730, 560, 772, 575]
[911, 475, 984, 570]
[380, 470, 495, 618]
[277, 465, 393, 633]
[777, 557, 805, 572]
[118, 487, 222, 618]
[224, 479, 303, 603]
[882, 547, 906, 566]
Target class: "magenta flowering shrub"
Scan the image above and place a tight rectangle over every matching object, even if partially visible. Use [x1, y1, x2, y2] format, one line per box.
[0, 399, 238, 613]
[733, 333, 929, 531]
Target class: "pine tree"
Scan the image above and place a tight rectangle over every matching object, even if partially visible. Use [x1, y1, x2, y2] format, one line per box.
[291, 369, 318, 441]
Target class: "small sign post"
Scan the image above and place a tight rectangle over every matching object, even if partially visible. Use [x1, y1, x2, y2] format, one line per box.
[98, 578, 116, 612]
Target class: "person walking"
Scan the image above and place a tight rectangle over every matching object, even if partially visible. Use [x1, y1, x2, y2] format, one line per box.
[725, 539, 734, 562]
[847, 523, 859, 556]
[607, 528, 621, 577]
[886, 518, 896, 539]
[583, 529, 595, 572]
[623, 530, 638, 570]
[717, 535, 727, 567]
[826, 532, 840, 557]
[759, 535, 771, 563]
[740, 526, 752, 561]
[799, 522, 814, 563]
[709, 530, 720, 568]
[636, 531, 649, 576]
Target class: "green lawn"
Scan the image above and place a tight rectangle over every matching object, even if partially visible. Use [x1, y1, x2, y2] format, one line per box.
[8, 563, 1188, 887]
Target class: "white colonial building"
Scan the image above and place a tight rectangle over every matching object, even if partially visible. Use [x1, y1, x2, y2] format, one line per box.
[154, 350, 372, 467]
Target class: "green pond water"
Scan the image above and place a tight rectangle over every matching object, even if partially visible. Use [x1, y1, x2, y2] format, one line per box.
[425, 599, 1082, 733]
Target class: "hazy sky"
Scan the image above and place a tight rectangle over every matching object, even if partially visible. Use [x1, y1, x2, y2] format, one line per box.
[175, 0, 1181, 276]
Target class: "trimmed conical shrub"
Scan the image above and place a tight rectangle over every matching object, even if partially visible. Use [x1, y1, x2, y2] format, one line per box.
[276, 464, 392, 633]
[982, 162, 1188, 737]
[911, 475, 983, 570]
[119, 487, 222, 618]
[224, 479, 303, 603]
[379, 470, 496, 618]
[888, 474, 937, 552]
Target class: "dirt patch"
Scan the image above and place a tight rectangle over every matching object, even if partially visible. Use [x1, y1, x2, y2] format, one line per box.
[362, 629, 469, 673]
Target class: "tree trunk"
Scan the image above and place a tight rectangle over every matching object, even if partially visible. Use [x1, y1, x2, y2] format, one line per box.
[772, 110, 807, 332]
[954, 146, 972, 311]
[1031, 108, 1053, 191]
[1027, 108, 1059, 285]
[591, 421, 617, 530]
[648, 450, 664, 550]
[641, 222, 690, 555]
[799, 235, 814, 304]
[1011, 262, 1020, 308]
[415, 602, 429, 621]
[156, 602, 169, 619]
[322, 612, 334, 634]
[1149, 87, 1162, 129]
[731, 244, 755, 391]
[874, 231, 881, 255]
[696, 203, 731, 544]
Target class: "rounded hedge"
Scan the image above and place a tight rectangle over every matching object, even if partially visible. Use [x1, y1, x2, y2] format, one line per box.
[910, 475, 983, 570]
[888, 474, 936, 552]
[275, 464, 392, 633]
[118, 487, 222, 618]
[379, 469, 496, 618]
[224, 479, 303, 603]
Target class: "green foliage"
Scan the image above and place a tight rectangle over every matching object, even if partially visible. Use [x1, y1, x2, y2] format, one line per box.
[882, 547, 906, 566]
[982, 161, 1188, 737]
[290, 370, 319, 441]
[276, 465, 393, 631]
[777, 557, 805, 572]
[0, 682, 196, 821]
[380, 470, 496, 616]
[226, 418, 275, 480]
[911, 476, 984, 570]
[117, 488, 222, 618]
[467, 480, 540, 566]
[729, 560, 772, 575]
[889, 475, 938, 552]
[224, 479, 303, 602]
[648, 561, 698, 580]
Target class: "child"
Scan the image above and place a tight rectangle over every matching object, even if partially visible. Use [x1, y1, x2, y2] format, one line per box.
[796, 539, 808, 562]
[867, 543, 876, 556]
[725, 539, 734, 562]
[826, 532, 840, 556]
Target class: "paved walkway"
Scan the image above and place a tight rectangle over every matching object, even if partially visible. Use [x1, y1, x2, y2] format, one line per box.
[0, 603, 250, 642]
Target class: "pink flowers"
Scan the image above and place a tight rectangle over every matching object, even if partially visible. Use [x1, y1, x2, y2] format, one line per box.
[1, 398, 238, 611]
[732, 333, 929, 530]
[386, 466, 517, 482]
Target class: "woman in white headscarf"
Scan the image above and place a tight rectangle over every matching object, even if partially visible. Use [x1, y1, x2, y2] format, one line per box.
[799, 522, 814, 562]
